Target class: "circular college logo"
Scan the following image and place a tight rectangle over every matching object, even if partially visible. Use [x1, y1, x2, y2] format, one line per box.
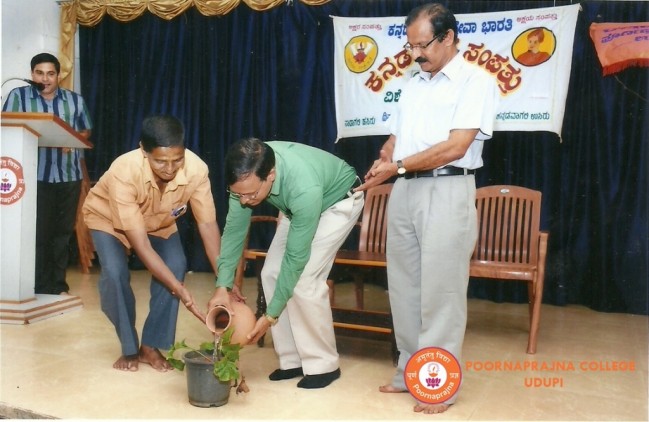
[404, 347, 462, 404]
[344, 35, 378, 74]
[1, 156, 26, 206]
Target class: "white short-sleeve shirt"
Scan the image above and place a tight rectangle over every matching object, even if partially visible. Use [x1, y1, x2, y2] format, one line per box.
[390, 53, 498, 169]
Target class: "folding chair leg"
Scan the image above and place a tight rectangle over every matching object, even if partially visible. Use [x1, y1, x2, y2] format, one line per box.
[352, 274, 364, 310]
[527, 279, 543, 354]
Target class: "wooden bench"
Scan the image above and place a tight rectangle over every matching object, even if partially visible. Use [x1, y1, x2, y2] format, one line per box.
[242, 184, 548, 355]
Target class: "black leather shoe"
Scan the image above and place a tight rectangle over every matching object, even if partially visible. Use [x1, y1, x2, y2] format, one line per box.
[268, 367, 304, 381]
[297, 368, 341, 389]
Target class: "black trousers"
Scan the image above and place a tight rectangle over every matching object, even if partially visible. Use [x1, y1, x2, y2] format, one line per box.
[35, 180, 81, 294]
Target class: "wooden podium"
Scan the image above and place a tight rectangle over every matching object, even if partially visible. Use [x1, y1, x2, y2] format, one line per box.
[1, 112, 93, 324]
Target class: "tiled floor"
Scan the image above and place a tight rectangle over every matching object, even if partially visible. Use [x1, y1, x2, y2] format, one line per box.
[0, 268, 647, 420]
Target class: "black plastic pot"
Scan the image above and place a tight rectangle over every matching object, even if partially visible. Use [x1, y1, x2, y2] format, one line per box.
[183, 351, 231, 407]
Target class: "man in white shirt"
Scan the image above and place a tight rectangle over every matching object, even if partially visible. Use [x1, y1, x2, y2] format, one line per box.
[357, 2, 497, 414]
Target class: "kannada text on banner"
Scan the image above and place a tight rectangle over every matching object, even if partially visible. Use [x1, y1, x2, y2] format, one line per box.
[333, 4, 581, 141]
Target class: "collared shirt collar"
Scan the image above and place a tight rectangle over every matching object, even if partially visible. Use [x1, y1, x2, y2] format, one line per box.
[268, 166, 280, 199]
[30, 86, 66, 102]
[267, 147, 282, 199]
[417, 51, 463, 82]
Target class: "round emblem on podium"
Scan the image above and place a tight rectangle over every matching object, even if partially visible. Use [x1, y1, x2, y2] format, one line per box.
[1, 156, 26, 205]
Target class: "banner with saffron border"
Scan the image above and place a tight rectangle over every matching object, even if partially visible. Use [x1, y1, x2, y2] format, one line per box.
[332, 4, 580, 141]
[589, 22, 649, 76]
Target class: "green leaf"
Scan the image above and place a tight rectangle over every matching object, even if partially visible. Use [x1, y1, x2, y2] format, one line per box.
[220, 326, 234, 344]
[163, 327, 242, 382]
[199, 342, 215, 354]
[214, 358, 239, 382]
[167, 358, 185, 371]
[164, 339, 198, 372]
[221, 349, 239, 362]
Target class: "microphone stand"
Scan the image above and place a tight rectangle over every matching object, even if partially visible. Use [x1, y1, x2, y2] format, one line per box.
[1, 78, 45, 102]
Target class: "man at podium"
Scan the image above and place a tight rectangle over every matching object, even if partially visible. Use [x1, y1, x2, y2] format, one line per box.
[2, 52, 93, 296]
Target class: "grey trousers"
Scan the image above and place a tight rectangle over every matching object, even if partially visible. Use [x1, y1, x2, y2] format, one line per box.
[386, 175, 477, 404]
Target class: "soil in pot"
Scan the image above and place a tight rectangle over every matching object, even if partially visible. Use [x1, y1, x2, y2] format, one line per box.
[184, 350, 231, 407]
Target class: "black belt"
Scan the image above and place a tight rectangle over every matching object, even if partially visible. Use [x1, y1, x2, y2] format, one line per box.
[403, 166, 475, 179]
[340, 176, 362, 202]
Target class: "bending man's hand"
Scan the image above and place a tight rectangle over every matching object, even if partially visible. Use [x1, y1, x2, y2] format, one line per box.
[207, 287, 233, 313]
[229, 284, 247, 303]
[175, 284, 206, 323]
[246, 316, 273, 345]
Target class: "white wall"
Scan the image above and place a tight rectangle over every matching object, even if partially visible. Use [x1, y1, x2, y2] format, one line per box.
[1, 0, 63, 100]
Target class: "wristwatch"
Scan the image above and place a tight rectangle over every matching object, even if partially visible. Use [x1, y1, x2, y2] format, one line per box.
[264, 313, 278, 326]
[396, 160, 407, 176]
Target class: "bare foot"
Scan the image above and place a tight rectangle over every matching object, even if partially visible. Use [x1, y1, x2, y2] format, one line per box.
[113, 354, 139, 371]
[414, 402, 451, 414]
[379, 384, 407, 393]
[138, 345, 173, 372]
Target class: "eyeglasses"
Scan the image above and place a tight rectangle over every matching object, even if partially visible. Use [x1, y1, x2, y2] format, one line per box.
[227, 179, 265, 200]
[403, 32, 447, 52]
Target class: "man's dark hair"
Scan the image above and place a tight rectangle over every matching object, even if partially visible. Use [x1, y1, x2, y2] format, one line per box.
[225, 137, 275, 186]
[405, 3, 459, 44]
[30, 53, 61, 73]
[140, 115, 185, 152]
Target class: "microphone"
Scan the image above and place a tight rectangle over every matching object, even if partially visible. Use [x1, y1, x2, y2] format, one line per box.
[0, 77, 44, 91]
[22, 79, 45, 91]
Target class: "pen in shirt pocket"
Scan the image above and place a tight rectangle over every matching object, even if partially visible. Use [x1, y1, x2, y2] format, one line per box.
[171, 204, 187, 218]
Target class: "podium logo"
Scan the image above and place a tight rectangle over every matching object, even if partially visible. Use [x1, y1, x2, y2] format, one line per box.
[1, 156, 26, 206]
[404, 347, 462, 404]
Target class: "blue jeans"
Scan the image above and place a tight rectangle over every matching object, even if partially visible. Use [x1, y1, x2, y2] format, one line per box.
[91, 230, 187, 356]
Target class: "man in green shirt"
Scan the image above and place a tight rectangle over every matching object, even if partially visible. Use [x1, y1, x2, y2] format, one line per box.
[209, 138, 364, 389]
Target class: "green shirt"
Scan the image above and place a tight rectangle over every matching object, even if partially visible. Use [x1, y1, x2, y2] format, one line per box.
[216, 141, 357, 317]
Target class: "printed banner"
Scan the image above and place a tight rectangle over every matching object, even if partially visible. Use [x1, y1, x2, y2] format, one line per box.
[589, 22, 649, 76]
[333, 4, 580, 141]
